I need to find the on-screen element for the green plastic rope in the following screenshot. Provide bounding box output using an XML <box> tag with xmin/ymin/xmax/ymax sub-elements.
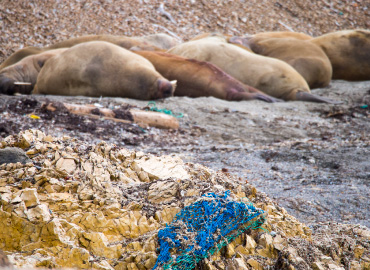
<box><xmin>147</xmin><ymin>101</ymin><xmax>184</xmax><ymax>118</ymax></box>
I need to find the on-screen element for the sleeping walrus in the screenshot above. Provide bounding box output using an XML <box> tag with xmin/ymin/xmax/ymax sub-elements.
<box><xmin>168</xmin><ymin>36</ymin><xmax>337</xmax><ymax>103</ymax></box>
<box><xmin>0</xmin><ymin>49</ymin><xmax>67</xmax><ymax>95</ymax></box>
<box><xmin>33</xmin><ymin>41</ymin><xmax>176</xmax><ymax>99</ymax></box>
<box><xmin>229</xmin><ymin>36</ymin><xmax>332</xmax><ymax>88</ymax></box>
<box><xmin>0</xmin><ymin>34</ymin><xmax>164</xmax><ymax>70</ymax></box>
<box><xmin>310</xmin><ymin>29</ymin><xmax>370</xmax><ymax>81</ymax></box>
<box><xmin>134</xmin><ymin>50</ymin><xmax>280</xmax><ymax>102</ymax></box>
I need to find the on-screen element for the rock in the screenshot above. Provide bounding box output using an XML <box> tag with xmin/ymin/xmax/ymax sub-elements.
<box><xmin>136</xmin><ymin>155</ymin><xmax>189</xmax><ymax>179</ymax></box>
<box><xmin>327</xmin><ymin>263</ymin><xmax>345</xmax><ymax>270</ymax></box>
<box><xmin>233</xmin><ymin>258</ymin><xmax>249</xmax><ymax>270</ymax></box>
<box><xmin>0</xmin><ymin>147</ymin><xmax>31</xmax><ymax>165</ymax></box>
<box><xmin>56</xmin><ymin>247</ymin><xmax>90</xmax><ymax>268</ymax></box>
<box><xmin>27</xmin><ymin>204</ymin><xmax>51</xmax><ymax>222</ymax></box>
<box><xmin>13</xmin><ymin>201</ymin><xmax>28</xmax><ymax>219</ymax></box>
<box><xmin>354</xmin><ymin>245</ymin><xmax>364</xmax><ymax>259</ymax></box>
<box><xmin>257</xmin><ymin>233</ymin><xmax>277</xmax><ymax>258</ymax></box>
<box><xmin>0</xmin><ymin>249</ymin><xmax>12</xmax><ymax>267</ymax></box>
<box><xmin>148</xmin><ymin>180</ymin><xmax>178</xmax><ymax>203</ymax></box>
<box><xmin>17</xmin><ymin>131</ymin><xmax>34</xmax><ymax>149</ymax></box>
<box><xmin>226</xmin><ymin>243</ymin><xmax>235</xmax><ymax>258</ymax></box>
<box><xmin>272</xmin><ymin>234</ymin><xmax>286</xmax><ymax>251</ymax></box>
<box><xmin>312</xmin><ymin>261</ymin><xmax>326</xmax><ymax>270</ymax></box>
<box><xmin>80</xmin><ymin>232</ymin><xmax>123</xmax><ymax>259</ymax></box>
<box><xmin>56</xmin><ymin>158</ymin><xmax>76</xmax><ymax>174</ymax></box>
<box><xmin>155</xmin><ymin>206</ymin><xmax>181</xmax><ymax>224</ymax></box>
<box><xmin>20</xmin><ymin>188</ymin><xmax>40</xmax><ymax>208</ymax></box>
<box><xmin>349</xmin><ymin>261</ymin><xmax>362</xmax><ymax>270</ymax></box>
<box><xmin>247</xmin><ymin>258</ymin><xmax>263</xmax><ymax>270</ymax></box>
<box><xmin>93</xmin><ymin>260</ymin><xmax>115</xmax><ymax>270</ymax></box>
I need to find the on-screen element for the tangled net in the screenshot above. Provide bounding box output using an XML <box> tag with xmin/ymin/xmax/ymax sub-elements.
<box><xmin>153</xmin><ymin>191</ymin><xmax>266</xmax><ymax>270</ymax></box>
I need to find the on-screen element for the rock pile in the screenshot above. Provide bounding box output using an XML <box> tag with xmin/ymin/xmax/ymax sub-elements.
<box><xmin>0</xmin><ymin>130</ymin><xmax>369</xmax><ymax>269</ymax></box>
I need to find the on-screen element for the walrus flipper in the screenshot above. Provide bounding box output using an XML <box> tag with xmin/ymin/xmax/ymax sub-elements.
<box><xmin>253</xmin><ymin>93</ymin><xmax>283</xmax><ymax>103</ymax></box>
<box><xmin>295</xmin><ymin>92</ymin><xmax>342</xmax><ymax>104</ymax></box>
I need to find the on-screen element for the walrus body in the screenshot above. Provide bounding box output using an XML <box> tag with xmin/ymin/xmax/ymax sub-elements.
<box><xmin>0</xmin><ymin>46</ymin><xmax>45</xmax><ymax>70</ymax></box>
<box><xmin>235</xmin><ymin>36</ymin><xmax>332</xmax><ymax>88</ymax></box>
<box><xmin>0</xmin><ymin>35</ymin><xmax>162</xmax><ymax>70</ymax></box>
<box><xmin>168</xmin><ymin>37</ymin><xmax>313</xmax><ymax>101</ymax></box>
<box><xmin>46</xmin><ymin>34</ymin><xmax>161</xmax><ymax>51</ymax></box>
<box><xmin>133</xmin><ymin>33</ymin><xmax>181</xmax><ymax>50</ymax></box>
<box><xmin>33</xmin><ymin>41</ymin><xmax>175</xmax><ymax>99</ymax></box>
<box><xmin>311</xmin><ymin>29</ymin><xmax>370</xmax><ymax>81</ymax></box>
<box><xmin>250</xmin><ymin>31</ymin><xmax>312</xmax><ymax>40</ymax></box>
<box><xmin>135</xmin><ymin>51</ymin><xmax>280</xmax><ymax>102</ymax></box>
<box><xmin>0</xmin><ymin>49</ymin><xmax>67</xmax><ymax>95</ymax></box>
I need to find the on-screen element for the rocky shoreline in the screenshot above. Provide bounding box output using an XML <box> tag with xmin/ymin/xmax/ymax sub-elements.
<box><xmin>0</xmin><ymin>129</ymin><xmax>369</xmax><ymax>269</ymax></box>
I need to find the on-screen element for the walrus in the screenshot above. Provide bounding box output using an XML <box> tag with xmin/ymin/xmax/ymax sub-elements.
<box><xmin>310</xmin><ymin>29</ymin><xmax>370</xmax><ymax>81</ymax></box>
<box><xmin>0</xmin><ymin>34</ymin><xmax>162</xmax><ymax>70</ymax></box>
<box><xmin>33</xmin><ymin>41</ymin><xmax>176</xmax><ymax>100</ymax></box>
<box><xmin>134</xmin><ymin>50</ymin><xmax>280</xmax><ymax>102</ymax></box>
<box><xmin>0</xmin><ymin>46</ymin><xmax>45</xmax><ymax>71</ymax></box>
<box><xmin>229</xmin><ymin>36</ymin><xmax>332</xmax><ymax>88</ymax></box>
<box><xmin>190</xmin><ymin>32</ymin><xmax>254</xmax><ymax>52</ymax></box>
<box><xmin>133</xmin><ymin>33</ymin><xmax>181</xmax><ymax>50</ymax></box>
<box><xmin>168</xmin><ymin>36</ymin><xmax>337</xmax><ymax>103</ymax></box>
<box><xmin>0</xmin><ymin>48</ymin><xmax>67</xmax><ymax>95</ymax></box>
<box><xmin>249</xmin><ymin>31</ymin><xmax>312</xmax><ymax>40</ymax></box>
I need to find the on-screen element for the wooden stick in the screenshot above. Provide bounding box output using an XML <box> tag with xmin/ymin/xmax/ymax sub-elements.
<box><xmin>43</xmin><ymin>102</ymin><xmax>179</xmax><ymax>129</ymax></box>
<box><xmin>157</xmin><ymin>3</ymin><xmax>177</xmax><ymax>24</ymax></box>
<box><xmin>63</xmin><ymin>103</ymin><xmax>115</xmax><ymax>118</ymax></box>
<box><xmin>130</xmin><ymin>109</ymin><xmax>179</xmax><ymax>129</ymax></box>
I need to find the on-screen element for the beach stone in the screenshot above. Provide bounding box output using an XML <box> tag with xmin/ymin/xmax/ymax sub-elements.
<box><xmin>0</xmin><ymin>147</ymin><xmax>31</xmax><ymax>165</ymax></box>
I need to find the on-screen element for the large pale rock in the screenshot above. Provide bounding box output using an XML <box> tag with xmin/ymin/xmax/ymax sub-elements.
<box><xmin>135</xmin><ymin>155</ymin><xmax>189</xmax><ymax>179</ymax></box>
<box><xmin>27</xmin><ymin>204</ymin><xmax>51</xmax><ymax>222</ymax></box>
<box><xmin>148</xmin><ymin>181</ymin><xmax>178</xmax><ymax>203</ymax></box>
<box><xmin>21</xmin><ymin>188</ymin><xmax>40</xmax><ymax>208</ymax></box>
<box><xmin>56</xmin><ymin>158</ymin><xmax>76</xmax><ymax>174</ymax></box>
<box><xmin>13</xmin><ymin>201</ymin><xmax>28</xmax><ymax>219</ymax></box>
<box><xmin>233</xmin><ymin>258</ymin><xmax>249</xmax><ymax>270</ymax></box>
<box><xmin>80</xmin><ymin>232</ymin><xmax>123</xmax><ymax>259</ymax></box>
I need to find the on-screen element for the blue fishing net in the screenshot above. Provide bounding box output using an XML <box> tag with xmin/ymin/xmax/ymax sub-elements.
<box><xmin>153</xmin><ymin>190</ymin><xmax>266</xmax><ymax>270</ymax></box>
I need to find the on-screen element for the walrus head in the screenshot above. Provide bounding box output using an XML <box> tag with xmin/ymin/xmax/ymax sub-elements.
<box><xmin>0</xmin><ymin>74</ymin><xmax>33</xmax><ymax>95</ymax></box>
<box><xmin>153</xmin><ymin>79</ymin><xmax>176</xmax><ymax>99</ymax></box>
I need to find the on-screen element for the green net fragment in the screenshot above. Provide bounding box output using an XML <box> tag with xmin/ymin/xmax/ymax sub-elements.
<box><xmin>147</xmin><ymin>101</ymin><xmax>184</xmax><ymax>118</ymax></box>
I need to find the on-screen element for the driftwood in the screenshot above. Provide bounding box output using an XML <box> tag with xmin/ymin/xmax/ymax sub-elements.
<box><xmin>44</xmin><ymin>102</ymin><xmax>179</xmax><ymax>129</ymax></box>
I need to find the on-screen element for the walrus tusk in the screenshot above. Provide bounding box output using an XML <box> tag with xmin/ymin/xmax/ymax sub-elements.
<box><xmin>170</xmin><ymin>80</ymin><xmax>177</xmax><ymax>89</ymax></box>
<box><xmin>13</xmin><ymin>81</ymin><xmax>32</xmax><ymax>85</ymax></box>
